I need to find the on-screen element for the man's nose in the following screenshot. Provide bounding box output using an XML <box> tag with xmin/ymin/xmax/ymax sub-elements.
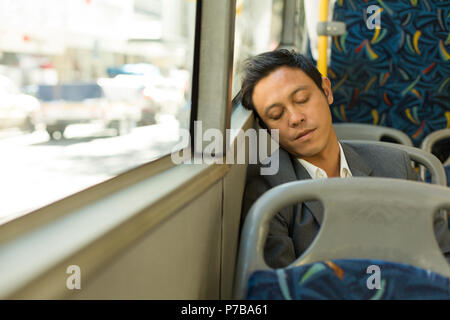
<box><xmin>288</xmin><ymin>110</ymin><xmax>305</xmax><ymax>127</ymax></box>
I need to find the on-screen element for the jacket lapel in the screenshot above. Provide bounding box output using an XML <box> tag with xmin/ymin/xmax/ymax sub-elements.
<box><xmin>340</xmin><ymin>142</ymin><xmax>373</xmax><ymax>177</ymax></box>
<box><xmin>288</xmin><ymin>152</ymin><xmax>325</xmax><ymax>225</ymax></box>
<box><xmin>285</xmin><ymin>142</ymin><xmax>374</xmax><ymax>225</ymax></box>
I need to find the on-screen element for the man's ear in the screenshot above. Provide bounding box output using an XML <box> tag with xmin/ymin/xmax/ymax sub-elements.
<box><xmin>321</xmin><ymin>77</ymin><xmax>334</xmax><ymax>105</ymax></box>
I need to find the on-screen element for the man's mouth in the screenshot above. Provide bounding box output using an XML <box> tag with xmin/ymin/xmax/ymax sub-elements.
<box><xmin>293</xmin><ymin>128</ymin><xmax>315</xmax><ymax>141</ymax></box>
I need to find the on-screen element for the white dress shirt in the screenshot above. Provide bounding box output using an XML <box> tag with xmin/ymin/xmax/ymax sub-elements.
<box><xmin>298</xmin><ymin>142</ymin><xmax>352</xmax><ymax>179</ymax></box>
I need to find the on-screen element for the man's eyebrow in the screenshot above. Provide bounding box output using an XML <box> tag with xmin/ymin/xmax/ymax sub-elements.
<box><xmin>289</xmin><ymin>85</ymin><xmax>309</xmax><ymax>98</ymax></box>
<box><xmin>264</xmin><ymin>85</ymin><xmax>309</xmax><ymax>116</ymax></box>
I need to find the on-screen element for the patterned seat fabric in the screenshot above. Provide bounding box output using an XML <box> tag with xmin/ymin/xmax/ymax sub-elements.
<box><xmin>328</xmin><ymin>0</ymin><xmax>450</xmax><ymax>147</ymax></box>
<box><xmin>246</xmin><ymin>259</ymin><xmax>450</xmax><ymax>300</ymax></box>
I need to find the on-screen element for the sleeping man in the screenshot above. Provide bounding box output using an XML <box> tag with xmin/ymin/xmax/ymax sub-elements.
<box><xmin>240</xmin><ymin>49</ymin><xmax>450</xmax><ymax>268</ymax></box>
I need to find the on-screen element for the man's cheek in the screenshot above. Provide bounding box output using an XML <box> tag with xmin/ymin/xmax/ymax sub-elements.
<box><xmin>279</xmin><ymin>137</ymin><xmax>291</xmax><ymax>150</ymax></box>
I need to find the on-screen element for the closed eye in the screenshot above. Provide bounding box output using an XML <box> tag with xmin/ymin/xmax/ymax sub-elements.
<box><xmin>294</xmin><ymin>98</ymin><xmax>309</xmax><ymax>104</ymax></box>
<box><xmin>270</xmin><ymin>110</ymin><xmax>284</xmax><ymax>120</ymax></box>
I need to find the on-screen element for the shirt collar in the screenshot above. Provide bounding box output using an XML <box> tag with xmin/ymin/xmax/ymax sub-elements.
<box><xmin>298</xmin><ymin>142</ymin><xmax>352</xmax><ymax>179</ymax></box>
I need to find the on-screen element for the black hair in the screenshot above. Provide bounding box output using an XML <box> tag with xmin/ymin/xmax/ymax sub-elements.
<box><xmin>238</xmin><ymin>49</ymin><xmax>326</xmax><ymax>128</ymax></box>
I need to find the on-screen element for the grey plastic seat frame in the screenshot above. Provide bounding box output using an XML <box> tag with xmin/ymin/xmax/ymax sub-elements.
<box><xmin>334</xmin><ymin>123</ymin><xmax>413</xmax><ymax>146</ymax></box>
<box><xmin>421</xmin><ymin>128</ymin><xmax>450</xmax><ymax>154</ymax></box>
<box><xmin>342</xmin><ymin>140</ymin><xmax>447</xmax><ymax>186</ymax></box>
<box><xmin>420</xmin><ymin>128</ymin><xmax>450</xmax><ymax>180</ymax></box>
<box><xmin>233</xmin><ymin>178</ymin><xmax>450</xmax><ymax>300</ymax></box>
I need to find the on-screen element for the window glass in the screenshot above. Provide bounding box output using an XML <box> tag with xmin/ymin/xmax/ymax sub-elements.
<box><xmin>232</xmin><ymin>0</ymin><xmax>284</xmax><ymax>99</ymax></box>
<box><xmin>304</xmin><ymin>0</ymin><xmax>337</xmax><ymax>62</ymax></box>
<box><xmin>0</xmin><ymin>0</ymin><xmax>196</xmax><ymax>223</ymax></box>
<box><xmin>296</xmin><ymin>0</ymin><xmax>308</xmax><ymax>55</ymax></box>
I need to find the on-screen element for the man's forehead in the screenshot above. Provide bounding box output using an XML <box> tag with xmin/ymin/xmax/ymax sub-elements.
<box><xmin>255</xmin><ymin>79</ymin><xmax>310</xmax><ymax>103</ymax></box>
<box><xmin>267</xmin><ymin>65</ymin><xmax>310</xmax><ymax>79</ymax></box>
<box><xmin>251</xmin><ymin>66</ymin><xmax>318</xmax><ymax>109</ymax></box>
<box><xmin>255</xmin><ymin>68</ymin><xmax>312</xmax><ymax>93</ymax></box>
<box><xmin>290</xmin><ymin>85</ymin><xmax>310</xmax><ymax>94</ymax></box>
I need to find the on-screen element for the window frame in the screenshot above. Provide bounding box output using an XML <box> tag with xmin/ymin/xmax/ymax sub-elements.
<box><xmin>0</xmin><ymin>0</ymin><xmax>241</xmax><ymax>299</ymax></box>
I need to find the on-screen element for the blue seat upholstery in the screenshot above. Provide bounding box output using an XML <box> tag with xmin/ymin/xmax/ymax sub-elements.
<box><xmin>328</xmin><ymin>0</ymin><xmax>450</xmax><ymax>147</ymax></box>
<box><xmin>246</xmin><ymin>259</ymin><xmax>450</xmax><ymax>300</ymax></box>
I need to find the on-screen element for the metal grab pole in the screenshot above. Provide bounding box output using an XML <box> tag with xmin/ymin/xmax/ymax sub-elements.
<box><xmin>318</xmin><ymin>0</ymin><xmax>329</xmax><ymax>76</ymax></box>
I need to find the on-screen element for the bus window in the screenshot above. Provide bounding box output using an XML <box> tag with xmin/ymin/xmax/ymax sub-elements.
<box><xmin>232</xmin><ymin>0</ymin><xmax>284</xmax><ymax>100</ymax></box>
<box><xmin>0</xmin><ymin>0</ymin><xmax>196</xmax><ymax>223</ymax></box>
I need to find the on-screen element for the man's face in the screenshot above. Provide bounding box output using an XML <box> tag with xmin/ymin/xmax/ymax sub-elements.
<box><xmin>252</xmin><ymin>66</ymin><xmax>335</xmax><ymax>159</ymax></box>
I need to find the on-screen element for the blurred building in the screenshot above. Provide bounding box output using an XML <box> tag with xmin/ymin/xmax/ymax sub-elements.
<box><xmin>0</xmin><ymin>0</ymin><xmax>194</xmax><ymax>86</ymax></box>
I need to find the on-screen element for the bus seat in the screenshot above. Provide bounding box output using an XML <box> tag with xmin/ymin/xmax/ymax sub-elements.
<box><xmin>334</xmin><ymin>123</ymin><xmax>413</xmax><ymax>146</ymax></box>
<box><xmin>245</xmin><ymin>258</ymin><xmax>450</xmax><ymax>299</ymax></box>
<box><xmin>328</xmin><ymin>0</ymin><xmax>450</xmax><ymax>148</ymax></box>
<box><xmin>233</xmin><ymin>178</ymin><xmax>450</xmax><ymax>299</ymax></box>
<box><xmin>342</xmin><ymin>140</ymin><xmax>447</xmax><ymax>186</ymax></box>
<box><xmin>421</xmin><ymin>128</ymin><xmax>450</xmax><ymax>186</ymax></box>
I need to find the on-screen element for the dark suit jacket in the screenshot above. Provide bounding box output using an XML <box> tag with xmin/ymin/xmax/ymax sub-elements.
<box><xmin>241</xmin><ymin>142</ymin><xmax>450</xmax><ymax>268</ymax></box>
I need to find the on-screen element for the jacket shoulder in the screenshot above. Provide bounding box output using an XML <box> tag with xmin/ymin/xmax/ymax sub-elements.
<box><xmin>344</xmin><ymin>142</ymin><xmax>413</xmax><ymax>179</ymax></box>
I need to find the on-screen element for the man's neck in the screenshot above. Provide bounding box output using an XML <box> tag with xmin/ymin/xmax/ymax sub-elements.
<box><xmin>300</xmin><ymin>139</ymin><xmax>341</xmax><ymax>177</ymax></box>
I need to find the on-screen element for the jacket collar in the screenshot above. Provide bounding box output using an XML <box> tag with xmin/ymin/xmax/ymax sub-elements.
<box><xmin>340</xmin><ymin>142</ymin><xmax>373</xmax><ymax>177</ymax></box>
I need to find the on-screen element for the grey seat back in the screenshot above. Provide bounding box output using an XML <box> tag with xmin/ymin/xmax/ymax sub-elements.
<box><xmin>420</xmin><ymin>128</ymin><xmax>450</xmax><ymax>180</ymax></box>
<box><xmin>343</xmin><ymin>140</ymin><xmax>447</xmax><ymax>186</ymax></box>
<box><xmin>334</xmin><ymin>123</ymin><xmax>413</xmax><ymax>146</ymax></box>
<box><xmin>233</xmin><ymin>178</ymin><xmax>450</xmax><ymax>300</ymax></box>
<box><xmin>421</xmin><ymin>129</ymin><xmax>450</xmax><ymax>154</ymax></box>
